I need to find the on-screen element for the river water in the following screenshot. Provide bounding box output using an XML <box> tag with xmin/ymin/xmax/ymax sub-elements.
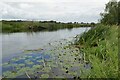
<box><xmin>1</xmin><ymin>27</ymin><xmax>91</xmax><ymax>78</ymax></box>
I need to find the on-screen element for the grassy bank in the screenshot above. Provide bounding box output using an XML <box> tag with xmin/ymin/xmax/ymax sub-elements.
<box><xmin>1</xmin><ymin>21</ymin><xmax>95</xmax><ymax>33</ymax></box>
<box><xmin>74</xmin><ymin>24</ymin><xmax>118</xmax><ymax>78</ymax></box>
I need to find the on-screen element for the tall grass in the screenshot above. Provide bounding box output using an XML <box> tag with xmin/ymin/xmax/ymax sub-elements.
<box><xmin>75</xmin><ymin>24</ymin><xmax>118</xmax><ymax>78</ymax></box>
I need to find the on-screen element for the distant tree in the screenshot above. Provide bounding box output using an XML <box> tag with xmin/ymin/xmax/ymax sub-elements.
<box><xmin>16</xmin><ymin>20</ymin><xmax>22</xmax><ymax>22</ymax></box>
<box><xmin>91</xmin><ymin>22</ymin><xmax>95</xmax><ymax>26</ymax></box>
<box><xmin>100</xmin><ymin>0</ymin><xmax>119</xmax><ymax>25</ymax></box>
<box><xmin>67</xmin><ymin>22</ymin><xmax>72</xmax><ymax>24</ymax></box>
<box><xmin>74</xmin><ymin>22</ymin><xmax>79</xmax><ymax>24</ymax></box>
<box><xmin>49</xmin><ymin>20</ymin><xmax>56</xmax><ymax>23</ymax></box>
<box><xmin>81</xmin><ymin>22</ymin><xmax>84</xmax><ymax>24</ymax></box>
<box><xmin>58</xmin><ymin>22</ymin><xmax>61</xmax><ymax>24</ymax></box>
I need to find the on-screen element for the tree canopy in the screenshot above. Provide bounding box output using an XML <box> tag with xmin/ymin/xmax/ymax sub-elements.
<box><xmin>100</xmin><ymin>0</ymin><xmax>119</xmax><ymax>25</ymax></box>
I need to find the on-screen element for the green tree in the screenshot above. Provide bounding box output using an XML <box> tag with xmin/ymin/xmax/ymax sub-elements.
<box><xmin>100</xmin><ymin>0</ymin><xmax>119</xmax><ymax>25</ymax></box>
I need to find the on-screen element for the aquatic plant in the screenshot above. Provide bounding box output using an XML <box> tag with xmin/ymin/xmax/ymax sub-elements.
<box><xmin>25</xmin><ymin>60</ymin><xmax>33</xmax><ymax>65</ymax></box>
<box><xmin>4</xmin><ymin>25</ymin><xmax>117</xmax><ymax>78</ymax></box>
<box><xmin>11</xmin><ymin>58</ymin><xmax>19</xmax><ymax>62</ymax></box>
<box><xmin>3</xmin><ymin>71</ymin><xmax>17</xmax><ymax>78</ymax></box>
<box><xmin>42</xmin><ymin>67</ymin><xmax>51</xmax><ymax>73</ymax></box>
<box><xmin>32</xmin><ymin>64</ymin><xmax>42</xmax><ymax>70</ymax></box>
<box><xmin>40</xmin><ymin>74</ymin><xmax>49</xmax><ymax>78</ymax></box>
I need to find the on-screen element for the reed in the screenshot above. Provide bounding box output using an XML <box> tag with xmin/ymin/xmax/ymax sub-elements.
<box><xmin>74</xmin><ymin>24</ymin><xmax>118</xmax><ymax>78</ymax></box>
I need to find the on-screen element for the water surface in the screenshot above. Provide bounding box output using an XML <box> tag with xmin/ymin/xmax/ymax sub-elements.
<box><xmin>2</xmin><ymin>27</ymin><xmax>90</xmax><ymax>61</ymax></box>
<box><xmin>1</xmin><ymin>27</ymin><xmax>91</xmax><ymax>78</ymax></box>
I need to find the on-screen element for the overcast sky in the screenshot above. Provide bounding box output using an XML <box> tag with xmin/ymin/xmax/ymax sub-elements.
<box><xmin>0</xmin><ymin>0</ymin><xmax>110</xmax><ymax>23</ymax></box>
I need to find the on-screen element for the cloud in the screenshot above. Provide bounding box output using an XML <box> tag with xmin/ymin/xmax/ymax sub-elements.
<box><xmin>1</xmin><ymin>2</ymin><xmax>40</xmax><ymax>20</ymax></box>
<box><xmin>0</xmin><ymin>0</ymin><xmax>109</xmax><ymax>22</ymax></box>
<box><xmin>1</xmin><ymin>0</ymin><xmax>109</xmax><ymax>3</ymax></box>
<box><xmin>19</xmin><ymin>3</ymin><xmax>33</xmax><ymax>9</ymax></box>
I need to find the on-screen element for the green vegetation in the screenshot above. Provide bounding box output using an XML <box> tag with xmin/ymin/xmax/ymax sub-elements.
<box><xmin>100</xmin><ymin>0</ymin><xmax>119</xmax><ymax>25</ymax></box>
<box><xmin>1</xmin><ymin>20</ymin><xmax>95</xmax><ymax>33</ymax></box>
<box><xmin>73</xmin><ymin>0</ymin><xmax>119</xmax><ymax>78</ymax></box>
<box><xmin>74</xmin><ymin>24</ymin><xmax>118</xmax><ymax>78</ymax></box>
<box><xmin>2</xmin><ymin>0</ymin><xmax>119</xmax><ymax>79</ymax></box>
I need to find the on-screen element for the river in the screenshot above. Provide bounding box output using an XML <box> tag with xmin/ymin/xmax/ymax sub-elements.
<box><xmin>1</xmin><ymin>27</ymin><xmax>91</xmax><ymax>78</ymax></box>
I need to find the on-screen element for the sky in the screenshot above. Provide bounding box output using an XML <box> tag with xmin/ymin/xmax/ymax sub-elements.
<box><xmin>0</xmin><ymin>0</ymin><xmax>110</xmax><ymax>23</ymax></box>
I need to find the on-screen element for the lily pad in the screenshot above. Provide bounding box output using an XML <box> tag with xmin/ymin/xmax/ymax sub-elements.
<box><xmin>42</xmin><ymin>67</ymin><xmax>51</xmax><ymax>72</ymax></box>
<box><xmin>32</xmin><ymin>65</ymin><xmax>42</xmax><ymax>70</ymax></box>
<box><xmin>41</xmin><ymin>74</ymin><xmax>49</xmax><ymax>78</ymax></box>
<box><xmin>3</xmin><ymin>71</ymin><xmax>16</xmax><ymax>78</ymax></box>
<box><xmin>11</xmin><ymin>58</ymin><xmax>19</xmax><ymax>62</ymax></box>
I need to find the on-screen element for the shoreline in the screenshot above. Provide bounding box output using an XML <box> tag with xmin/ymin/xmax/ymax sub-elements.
<box><xmin>73</xmin><ymin>24</ymin><xmax>118</xmax><ymax>78</ymax></box>
<box><xmin>1</xmin><ymin>21</ymin><xmax>95</xmax><ymax>33</ymax></box>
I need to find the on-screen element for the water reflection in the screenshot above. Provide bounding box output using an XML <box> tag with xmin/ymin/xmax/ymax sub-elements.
<box><xmin>2</xmin><ymin>27</ymin><xmax>91</xmax><ymax>78</ymax></box>
<box><xmin>2</xmin><ymin>27</ymin><xmax>90</xmax><ymax>60</ymax></box>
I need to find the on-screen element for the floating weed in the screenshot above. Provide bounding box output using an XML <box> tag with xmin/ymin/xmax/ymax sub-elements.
<box><xmin>46</xmin><ymin>62</ymin><xmax>57</xmax><ymax>68</ymax></box>
<box><xmin>37</xmin><ymin>59</ymin><xmax>43</xmax><ymax>63</ymax></box>
<box><xmin>2</xmin><ymin>62</ymin><xmax>10</xmax><ymax>67</ymax></box>
<box><xmin>32</xmin><ymin>64</ymin><xmax>42</xmax><ymax>70</ymax></box>
<box><xmin>25</xmin><ymin>60</ymin><xmax>32</xmax><ymax>64</ymax></box>
<box><xmin>3</xmin><ymin>71</ymin><xmax>16</xmax><ymax>78</ymax></box>
<box><xmin>18</xmin><ymin>63</ymin><xmax>25</xmax><ymax>67</ymax></box>
<box><xmin>27</xmin><ymin>56</ymin><xmax>33</xmax><ymax>58</ymax></box>
<box><xmin>68</xmin><ymin>71</ymin><xmax>78</xmax><ymax>77</ymax></box>
<box><xmin>19</xmin><ymin>57</ymin><xmax>26</xmax><ymax>60</ymax></box>
<box><xmin>40</xmin><ymin>74</ymin><xmax>49</xmax><ymax>78</ymax></box>
<box><xmin>2</xmin><ymin>34</ymin><xmax>87</xmax><ymax>78</ymax></box>
<box><xmin>23</xmin><ymin>48</ymin><xmax>44</xmax><ymax>53</ymax></box>
<box><xmin>54</xmin><ymin>76</ymin><xmax>64</xmax><ymax>78</ymax></box>
<box><xmin>42</xmin><ymin>67</ymin><xmax>51</xmax><ymax>73</ymax></box>
<box><xmin>11</xmin><ymin>58</ymin><xmax>19</xmax><ymax>62</ymax></box>
<box><xmin>17</xmin><ymin>67</ymin><xmax>31</xmax><ymax>76</ymax></box>
<box><xmin>26</xmin><ymin>61</ymin><xmax>34</xmax><ymax>65</ymax></box>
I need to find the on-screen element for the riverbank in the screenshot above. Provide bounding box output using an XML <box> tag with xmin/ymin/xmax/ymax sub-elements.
<box><xmin>2</xmin><ymin>24</ymin><xmax>118</xmax><ymax>78</ymax></box>
<box><xmin>1</xmin><ymin>21</ymin><xmax>95</xmax><ymax>33</ymax></box>
<box><xmin>74</xmin><ymin>24</ymin><xmax>118</xmax><ymax>78</ymax></box>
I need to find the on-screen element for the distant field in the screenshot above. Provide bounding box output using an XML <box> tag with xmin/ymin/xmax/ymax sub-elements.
<box><xmin>1</xmin><ymin>21</ymin><xmax>95</xmax><ymax>33</ymax></box>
